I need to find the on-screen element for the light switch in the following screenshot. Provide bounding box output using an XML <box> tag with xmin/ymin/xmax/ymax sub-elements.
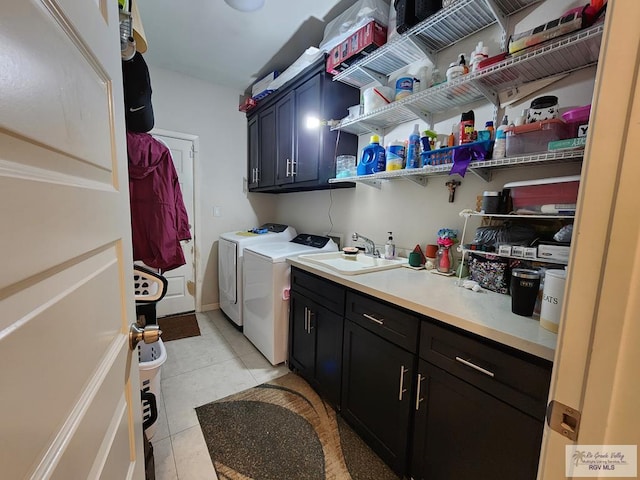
<box><xmin>213</xmin><ymin>206</ymin><xmax>222</xmax><ymax>217</ymax></box>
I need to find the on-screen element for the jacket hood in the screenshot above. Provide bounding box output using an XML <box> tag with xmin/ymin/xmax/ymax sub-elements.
<box><xmin>127</xmin><ymin>131</ymin><xmax>165</xmax><ymax>179</ymax></box>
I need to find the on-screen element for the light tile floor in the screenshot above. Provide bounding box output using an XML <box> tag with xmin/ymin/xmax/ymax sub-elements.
<box><xmin>151</xmin><ymin>310</ymin><xmax>289</xmax><ymax>480</ymax></box>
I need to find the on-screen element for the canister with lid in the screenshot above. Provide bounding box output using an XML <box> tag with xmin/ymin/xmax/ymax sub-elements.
<box><xmin>481</xmin><ymin>191</ymin><xmax>501</xmax><ymax>214</ymax></box>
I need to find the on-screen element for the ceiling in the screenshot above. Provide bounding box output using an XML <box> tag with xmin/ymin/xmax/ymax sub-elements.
<box><xmin>136</xmin><ymin>0</ymin><xmax>358</xmax><ymax>94</ymax></box>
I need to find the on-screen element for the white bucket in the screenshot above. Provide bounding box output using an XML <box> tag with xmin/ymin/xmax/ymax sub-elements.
<box><xmin>540</xmin><ymin>269</ymin><xmax>567</xmax><ymax>333</ymax></box>
<box><xmin>363</xmin><ymin>86</ymin><xmax>394</xmax><ymax>114</ymax></box>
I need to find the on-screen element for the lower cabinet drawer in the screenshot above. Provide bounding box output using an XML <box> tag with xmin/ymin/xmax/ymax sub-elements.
<box><xmin>420</xmin><ymin>321</ymin><xmax>552</xmax><ymax>420</ymax></box>
<box><xmin>291</xmin><ymin>267</ymin><xmax>345</xmax><ymax>314</ymax></box>
<box><xmin>345</xmin><ymin>291</ymin><xmax>419</xmax><ymax>353</ymax></box>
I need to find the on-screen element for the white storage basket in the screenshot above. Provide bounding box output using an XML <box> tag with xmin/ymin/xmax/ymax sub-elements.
<box><xmin>138</xmin><ymin>338</ymin><xmax>167</xmax><ymax>439</ymax></box>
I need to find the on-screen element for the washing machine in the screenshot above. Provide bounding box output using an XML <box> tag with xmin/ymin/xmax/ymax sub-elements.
<box><xmin>218</xmin><ymin>223</ymin><xmax>296</xmax><ymax>327</ymax></box>
<box><xmin>242</xmin><ymin>234</ymin><xmax>338</xmax><ymax>365</ymax></box>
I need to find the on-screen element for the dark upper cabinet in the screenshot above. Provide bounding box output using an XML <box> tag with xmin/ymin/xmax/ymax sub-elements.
<box><xmin>247</xmin><ymin>58</ymin><xmax>359</xmax><ymax>193</ymax></box>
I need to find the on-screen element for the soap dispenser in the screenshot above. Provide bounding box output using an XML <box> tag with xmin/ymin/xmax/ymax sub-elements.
<box><xmin>385</xmin><ymin>232</ymin><xmax>396</xmax><ymax>259</ymax></box>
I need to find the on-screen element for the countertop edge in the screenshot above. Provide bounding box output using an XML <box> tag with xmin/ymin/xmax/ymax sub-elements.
<box><xmin>288</xmin><ymin>257</ymin><xmax>557</xmax><ymax>362</ymax></box>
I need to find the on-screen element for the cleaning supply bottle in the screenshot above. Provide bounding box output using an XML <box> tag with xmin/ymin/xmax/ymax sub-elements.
<box><xmin>385</xmin><ymin>232</ymin><xmax>396</xmax><ymax>259</ymax></box>
<box><xmin>357</xmin><ymin>135</ymin><xmax>386</xmax><ymax>175</ymax></box>
<box><xmin>406</xmin><ymin>124</ymin><xmax>421</xmax><ymax>169</ymax></box>
<box><xmin>493</xmin><ymin>115</ymin><xmax>509</xmax><ymax>159</ymax></box>
<box><xmin>459</xmin><ymin>110</ymin><xmax>475</xmax><ymax>144</ymax></box>
<box><xmin>385</xmin><ymin>141</ymin><xmax>405</xmax><ymax>171</ymax></box>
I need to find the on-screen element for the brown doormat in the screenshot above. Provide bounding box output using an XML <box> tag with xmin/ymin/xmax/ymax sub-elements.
<box><xmin>157</xmin><ymin>313</ymin><xmax>201</xmax><ymax>342</ymax></box>
<box><xmin>195</xmin><ymin>373</ymin><xmax>400</xmax><ymax>480</ymax></box>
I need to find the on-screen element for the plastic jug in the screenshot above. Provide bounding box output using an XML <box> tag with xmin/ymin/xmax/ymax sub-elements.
<box><xmin>357</xmin><ymin>135</ymin><xmax>386</xmax><ymax>175</ymax></box>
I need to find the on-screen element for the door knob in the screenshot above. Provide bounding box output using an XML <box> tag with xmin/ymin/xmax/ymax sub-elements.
<box><xmin>129</xmin><ymin>323</ymin><xmax>162</xmax><ymax>350</ymax></box>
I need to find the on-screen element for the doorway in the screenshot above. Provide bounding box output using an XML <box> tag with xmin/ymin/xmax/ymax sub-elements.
<box><xmin>151</xmin><ymin>130</ymin><xmax>198</xmax><ymax>317</ymax></box>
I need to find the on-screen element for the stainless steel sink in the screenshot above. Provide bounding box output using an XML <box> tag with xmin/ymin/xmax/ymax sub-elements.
<box><xmin>297</xmin><ymin>251</ymin><xmax>406</xmax><ymax>275</ymax></box>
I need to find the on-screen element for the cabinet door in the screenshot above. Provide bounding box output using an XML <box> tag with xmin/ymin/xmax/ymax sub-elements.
<box><xmin>247</xmin><ymin>115</ymin><xmax>259</xmax><ymax>190</ymax></box>
<box><xmin>411</xmin><ymin>359</ymin><xmax>543</xmax><ymax>480</ymax></box>
<box><xmin>256</xmin><ymin>105</ymin><xmax>276</xmax><ymax>188</ymax></box>
<box><xmin>289</xmin><ymin>291</ymin><xmax>343</xmax><ymax>407</ymax></box>
<box><xmin>312</xmin><ymin>300</ymin><xmax>343</xmax><ymax>407</ymax></box>
<box><xmin>341</xmin><ymin>320</ymin><xmax>414</xmax><ymax>475</ymax></box>
<box><xmin>289</xmin><ymin>291</ymin><xmax>315</xmax><ymax>377</ymax></box>
<box><xmin>275</xmin><ymin>91</ymin><xmax>295</xmax><ymax>185</ymax></box>
<box><xmin>294</xmin><ymin>74</ymin><xmax>321</xmax><ymax>184</ymax></box>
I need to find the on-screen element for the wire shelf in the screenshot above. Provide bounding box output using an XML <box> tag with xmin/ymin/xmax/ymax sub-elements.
<box><xmin>328</xmin><ymin>149</ymin><xmax>584</xmax><ymax>184</ymax></box>
<box><xmin>333</xmin><ymin>0</ymin><xmax>543</xmax><ymax>87</ymax></box>
<box><xmin>332</xmin><ymin>24</ymin><xmax>603</xmax><ymax>136</ymax></box>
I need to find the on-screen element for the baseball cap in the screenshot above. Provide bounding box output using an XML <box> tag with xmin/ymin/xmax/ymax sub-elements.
<box><xmin>122</xmin><ymin>51</ymin><xmax>154</xmax><ymax>132</ymax></box>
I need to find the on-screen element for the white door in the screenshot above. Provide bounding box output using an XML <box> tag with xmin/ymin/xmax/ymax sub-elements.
<box><xmin>153</xmin><ymin>135</ymin><xmax>196</xmax><ymax>317</ymax></box>
<box><xmin>0</xmin><ymin>1</ymin><xmax>143</xmax><ymax>479</ymax></box>
<box><xmin>538</xmin><ymin>1</ymin><xmax>640</xmax><ymax>477</ymax></box>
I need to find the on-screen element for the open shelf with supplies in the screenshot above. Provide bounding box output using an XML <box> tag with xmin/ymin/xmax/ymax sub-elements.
<box><xmin>456</xmin><ymin>210</ymin><xmax>574</xmax><ymax>285</ymax></box>
<box><xmin>328</xmin><ymin>148</ymin><xmax>584</xmax><ymax>186</ymax></box>
<box><xmin>333</xmin><ymin>0</ymin><xmax>543</xmax><ymax>88</ymax></box>
<box><xmin>332</xmin><ymin>23</ymin><xmax>603</xmax><ymax>136</ymax></box>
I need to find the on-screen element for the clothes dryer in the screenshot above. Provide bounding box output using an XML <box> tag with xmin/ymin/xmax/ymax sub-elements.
<box><xmin>242</xmin><ymin>234</ymin><xmax>337</xmax><ymax>364</ymax></box>
<box><xmin>218</xmin><ymin>223</ymin><xmax>296</xmax><ymax>327</ymax></box>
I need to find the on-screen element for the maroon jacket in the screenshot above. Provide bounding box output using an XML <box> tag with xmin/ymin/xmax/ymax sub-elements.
<box><xmin>127</xmin><ymin>132</ymin><xmax>191</xmax><ymax>272</ymax></box>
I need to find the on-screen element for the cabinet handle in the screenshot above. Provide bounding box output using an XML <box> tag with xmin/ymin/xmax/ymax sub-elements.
<box><xmin>292</xmin><ymin>159</ymin><xmax>298</xmax><ymax>176</ymax></box>
<box><xmin>304</xmin><ymin>307</ymin><xmax>309</xmax><ymax>333</ymax></box>
<box><xmin>308</xmin><ymin>309</ymin><xmax>314</xmax><ymax>332</ymax></box>
<box><xmin>415</xmin><ymin>373</ymin><xmax>425</xmax><ymax>410</ymax></box>
<box><xmin>455</xmin><ymin>356</ymin><xmax>495</xmax><ymax>378</ymax></box>
<box><xmin>398</xmin><ymin>365</ymin><xmax>408</xmax><ymax>401</ymax></box>
<box><xmin>286</xmin><ymin>159</ymin><xmax>291</xmax><ymax>177</ymax></box>
<box><xmin>363</xmin><ymin>313</ymin><xmax>384</xmax><ymax>325</ymax></box>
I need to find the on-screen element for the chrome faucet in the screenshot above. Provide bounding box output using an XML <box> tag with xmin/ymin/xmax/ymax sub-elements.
<box><xmin>352</xmin><ymin>232</ymin><xmax>380</xmax><ymax>257</ymax></box>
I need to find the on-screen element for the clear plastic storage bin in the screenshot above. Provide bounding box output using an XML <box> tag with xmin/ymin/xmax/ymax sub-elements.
<box><xmin>505</xmin><ymin>119</ymin><xmax>570</xmax><ymax>156</ymax></box>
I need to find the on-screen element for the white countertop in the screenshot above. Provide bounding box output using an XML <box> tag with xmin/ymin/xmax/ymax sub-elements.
<box><xmin>287</xmin><ymin>257</ymin><xmax>557</xmax><ymax>362</ymax></box>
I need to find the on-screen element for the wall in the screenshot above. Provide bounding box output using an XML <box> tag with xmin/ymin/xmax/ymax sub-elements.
<box><xmin>274</xmin><ymin>0</ymin><xmax>595</xmax><ymax>257</ymax></box>
<box><xmin>148</xmin><ymin>66</ymin><xmax>276</xmax><ymax>309</ymax></box>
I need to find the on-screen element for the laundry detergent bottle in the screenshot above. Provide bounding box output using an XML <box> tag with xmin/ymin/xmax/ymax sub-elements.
<box><xmin>358</xmin><ymin>135</ymin><xmax>386</xmax><ymax>175</ymax></box>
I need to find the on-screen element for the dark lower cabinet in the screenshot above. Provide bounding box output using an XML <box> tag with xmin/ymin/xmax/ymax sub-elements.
<box><xmin>289</xmin><ymin>292</ymin><xmax>343</xmax><ymax>407</ymax></box>
<box><xmin>288</xmin><ymin>269</ymin><xmax>552</xmax><ymax>479</ymax></box>
<box><xmin>411</xmin><ymin>359</ymin><xmax>544</xmax><ymax>480</ymax></box>
<box><xmin>341</xmin><ymin>320</ymin><xmax>415</xmax><ymax>476</ymax></box>
<box><xmin>288</xmin><ymin>268</ymin><xmax>345</xmax><ymax>408</ymax></box>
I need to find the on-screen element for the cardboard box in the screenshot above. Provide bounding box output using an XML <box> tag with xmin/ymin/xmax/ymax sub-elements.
<box><xmin>251</xmin><ymin>71</ymin><xmax>279</xmax><ymax>98</ymax></box>
<box><xmin>537</xmin><ymin>243</ymin><xmax>570</xmax><ymax>262</ymax></box>
<box><xmin>326</xmin><ymin>21</ymin><xmax>387</xmax><ymax>75</ymax></box>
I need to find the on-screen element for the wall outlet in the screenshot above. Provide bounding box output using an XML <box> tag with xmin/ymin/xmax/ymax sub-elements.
<box><xmin>213</xmin><ymin>206</ymin><xmax>222</xmax><ymax>217</ymax></box>
<box><xmin>326</xmin><ymin>233</ymin><xmax>344</xmax><ymax>250</ymax></box>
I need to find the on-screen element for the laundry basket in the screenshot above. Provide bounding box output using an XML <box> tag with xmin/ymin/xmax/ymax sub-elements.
<box><xmin>138</xmin><ymin>337</ymin><xmax>167</xmax><ymax>439</ymax></box>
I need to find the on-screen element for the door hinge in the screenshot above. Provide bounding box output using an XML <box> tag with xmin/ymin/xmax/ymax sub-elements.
<box><xmin>546</xmin><ymin>400</ymin><xmax>581</xmax><ymax>441</ymax></box>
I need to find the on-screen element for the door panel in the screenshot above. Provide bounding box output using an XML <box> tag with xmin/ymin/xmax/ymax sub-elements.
<box><xmin>295</xmin><ymin>75</ymin><xmax>321</xmax><ymax>184</ymax></box>
<box><xmin>0</xmin><ymin>0</ymin><xmax>142</xmax><ymax>478</ymax></box>
<box><xmin>258</xmin><ymin>105</ymin><xmax>277</xmax><ymax>188</ymax></box>
<box><xmin>154</xmin><ymin>135</ymin><xmax>195</xmax><ymax>317</ymax></box>
<box><xmin>275</xmin><ymin>91</ymin><xmax>295</xmax><ymax>185</ymax></box>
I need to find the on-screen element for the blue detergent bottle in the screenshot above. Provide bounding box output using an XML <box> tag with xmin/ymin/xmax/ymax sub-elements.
<box><xmin>357</xmin><ymin>135</ymin><xmax>386</xmax><ymax>175</ymax></box>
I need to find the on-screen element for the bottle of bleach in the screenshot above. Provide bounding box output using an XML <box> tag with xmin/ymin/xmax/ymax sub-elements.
<box><xmin>357</xmin><ymin>135</ymin><xmax>386</xmax><ymax>175</ymax></box>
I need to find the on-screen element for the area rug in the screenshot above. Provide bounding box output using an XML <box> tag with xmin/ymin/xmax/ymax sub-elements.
<box><xmin>157</xmin><ymin>313</ymin><xmax>201</xmax><ymax>342</ymax></box>
<box><xmin>195</xmin><ymin>373</ymin><xmax>400</xmax><ymax>480</ymax></box>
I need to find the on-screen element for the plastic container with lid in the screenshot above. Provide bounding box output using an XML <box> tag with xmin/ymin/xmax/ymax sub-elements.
<box><xmin>562</xmin><ymin>104</ymin><xmax>591</xmax><ymax>138</ymax></box>
<box><xmin>505</xmin><ymin>119</ymin><xmax>570</xmax><ymax>156</ymax></box>
<box><xmin>504</xmin><ymin>175</ymin><xmax>580</xmax><ymax>211</ymax></box>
